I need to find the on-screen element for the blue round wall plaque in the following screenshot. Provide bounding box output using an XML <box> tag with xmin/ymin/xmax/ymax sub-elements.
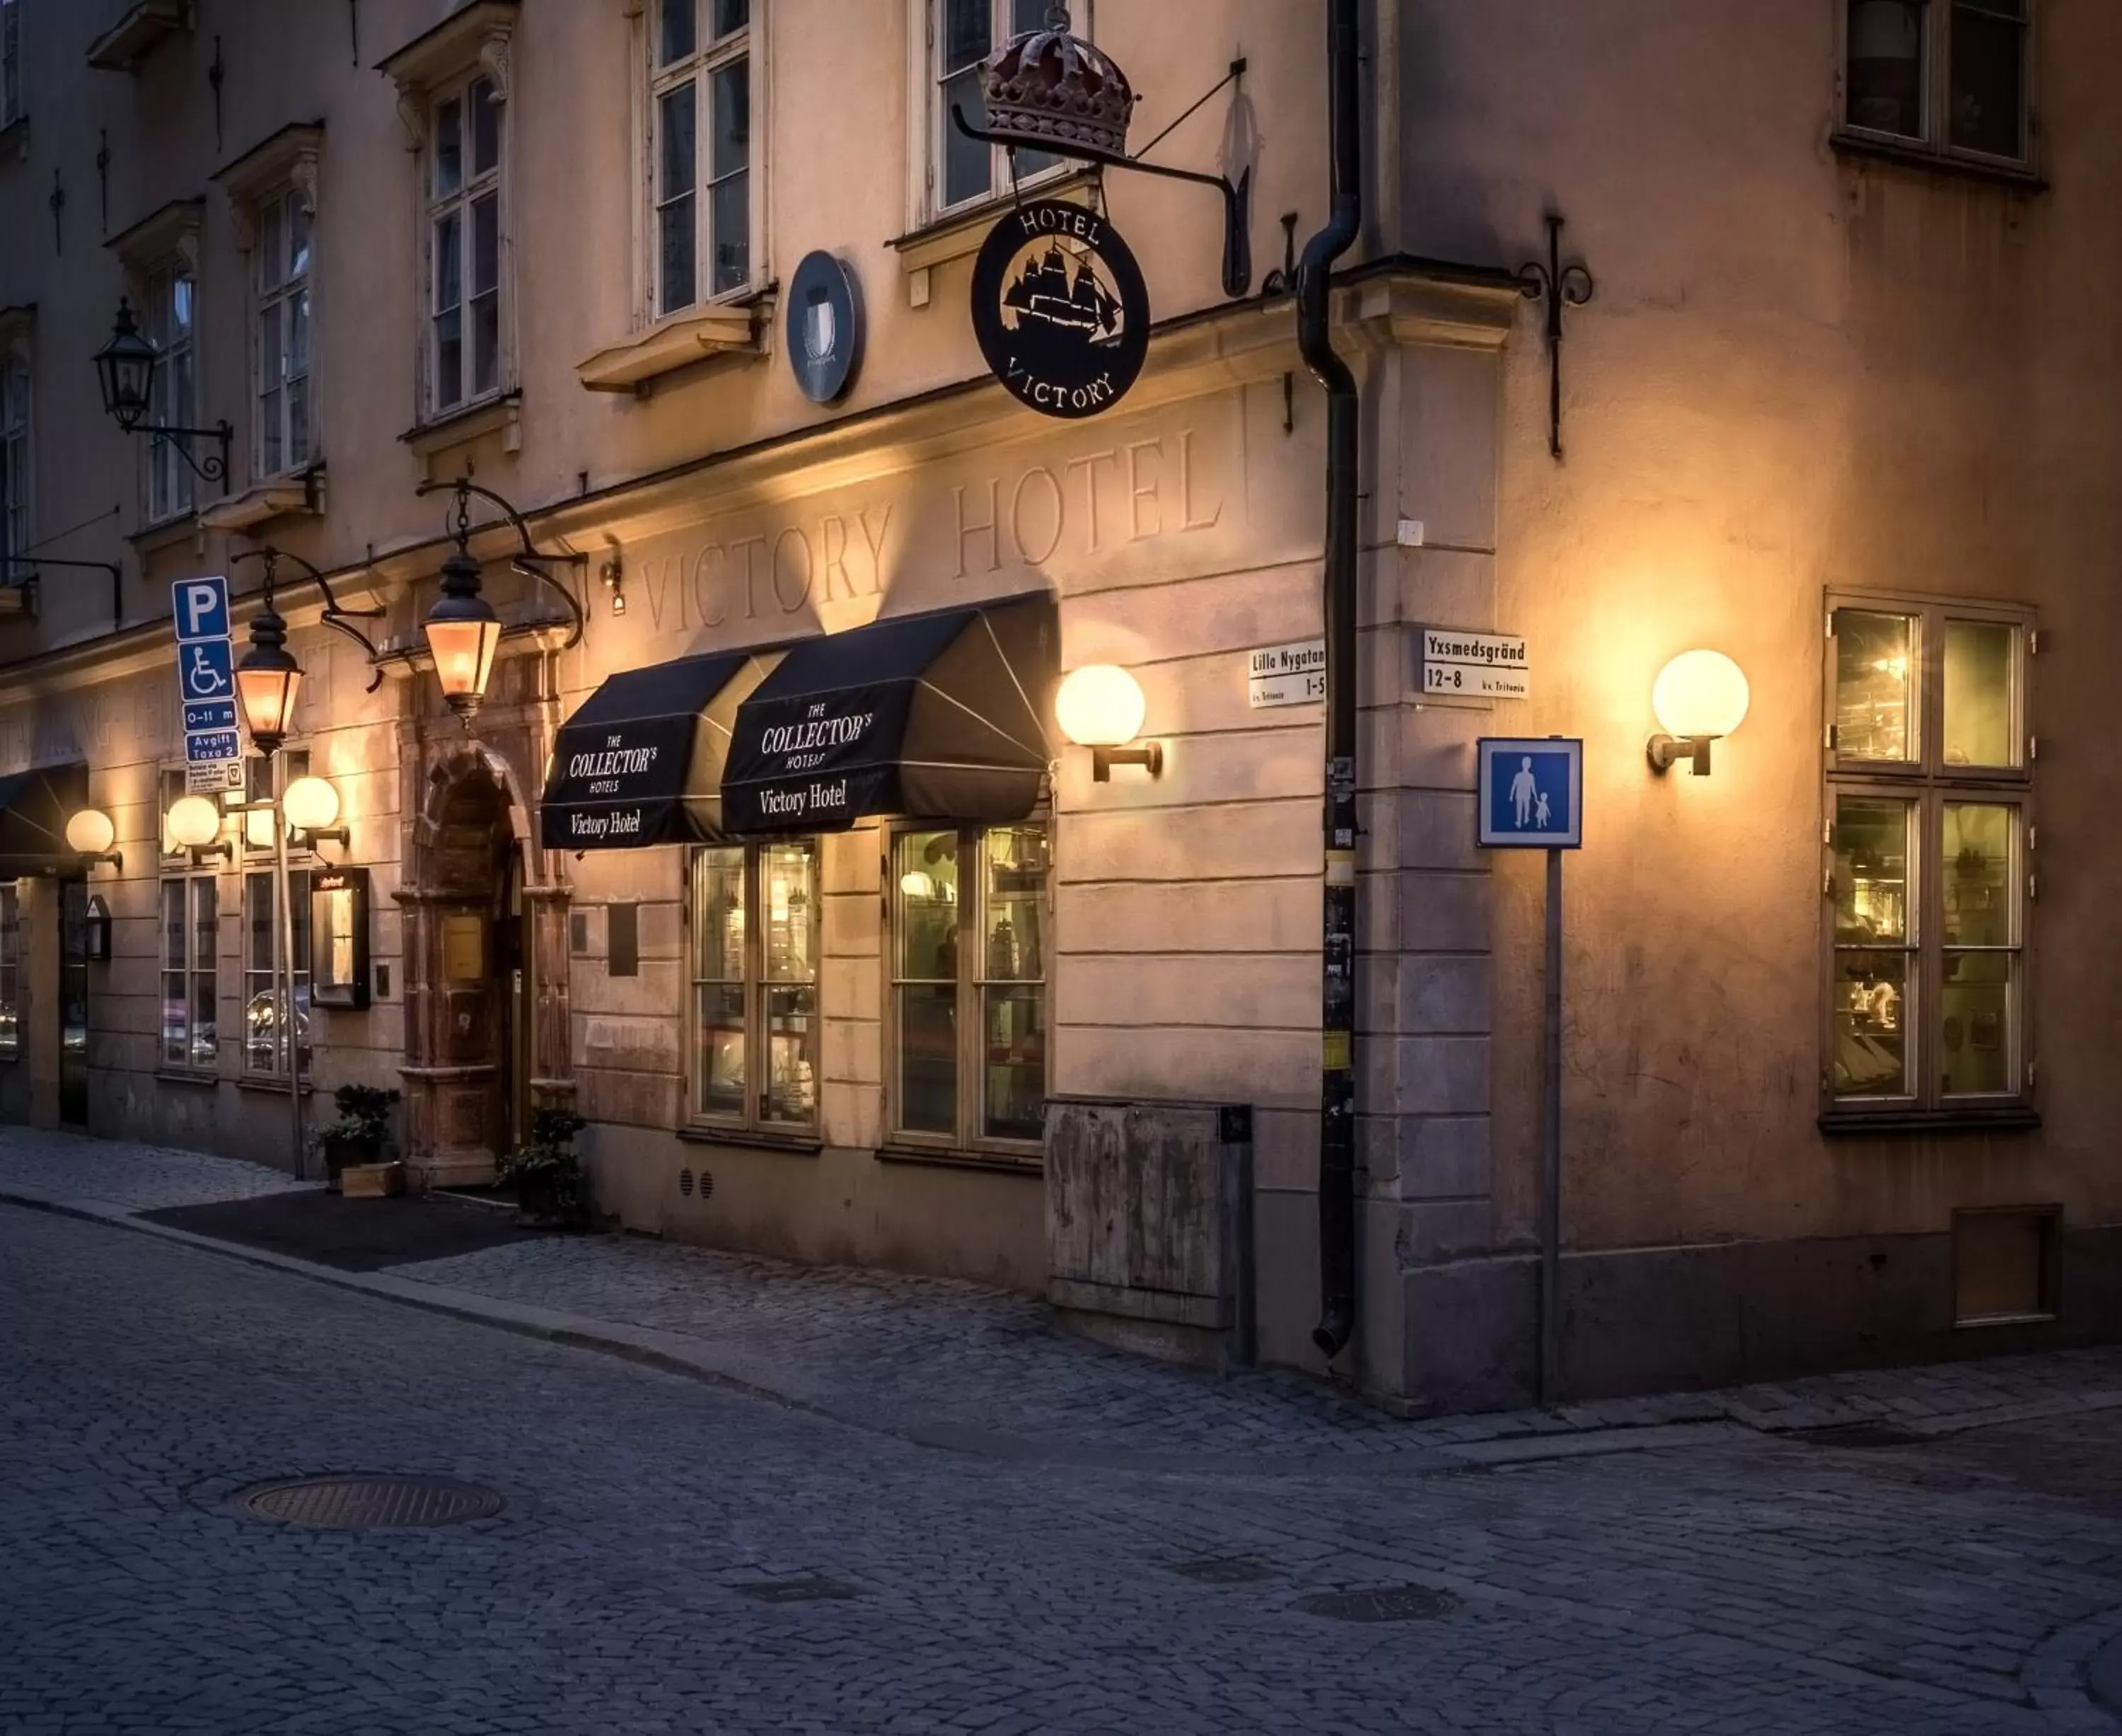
<box><xmin>787</xmin><ymin>251</ymin><xmax>864</xmax><ymax>405</ymax></box>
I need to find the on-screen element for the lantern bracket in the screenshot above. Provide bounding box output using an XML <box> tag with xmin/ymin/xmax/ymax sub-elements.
<box><xmin>230</xmin><ymin>545</ymin><xmax>390</xmax><ymax>694</ymax></box>
<box><xmin>951</xmin><ymin>56</ymin><xmax>1253</xmax><ymax>299</ymax></box>
<box><xmin>140</xmin><ymin>420</ymin><xmax>234</xmax><ymax>492</ymax></box>
<box><xmin>415</xmin><ymin>477</ymin><xmax>587</xmax><ymax>653</ymax></box>
<box><xmin>0</xmin><ymin>555</ymin><xmax>125</xmax><ymax>630</ymax></box>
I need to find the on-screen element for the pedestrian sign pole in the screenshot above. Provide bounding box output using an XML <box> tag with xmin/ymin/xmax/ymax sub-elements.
<box><xmin>1478</xmin><ymin>737</ymin><xmax>1583</xmax><ymax>1406</ymax></box>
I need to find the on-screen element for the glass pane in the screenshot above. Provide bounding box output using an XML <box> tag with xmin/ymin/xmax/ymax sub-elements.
<box><xmin>1832</xmin><ymin>951</ymin><xmax>1911</xmax><ymax>1098</ymax></box>
<box><xmin>696</xmin><ymin>983</ymin><xmax>746</xmax><ymax>1116</ymax></box>
<box><xmin>1012</xmin><ymin>141</ymin><xmax>1062</xmax><ymax>181</ymax></box>
<box><xmin>471</xmin><ymin>292</ymin><xmax>499</xmax><ymax>399</ymax></box>
<box><xmin>709</xmin><ymin>172</ymin><xmax>749</xmax><ymax>295</ymax></box>
<box><xmin>711</xmin><ymin>59</ymin><xmax>749</xmax><ymax>178</ymax></box>
<box><xmin>1833</xmin><ymin>609</ymin><xmax>1917</xmax><ymax>762</ymax></box>
<box><xmin>289</xmin><ymin>287</ymin><xmax>311</xmax><ymax>374</ymax></box>
<box><xmin>163</xmin><ymin>879</ymin><xmax>185</xmax><ymax>969</ymax></box>
<box><xmin>983</xmin><ymin>826</ymin><xmax>1046</xmax><ymax>980</ymax></box>
<box><xmin>659</xmin><ymin>83</ymin><xmax>697</xmax><ymax>197</ymax></box>
<box><xmin>433</xmin><ymin>95</ymin><xmax>463</xmax><ymax>195</ymax></box>
<box><xmin>944</xmin><ymin>0</ymin><xmax>990</xmax><ymax>69</ymax></box>
<box><xmin>984</xmin><ymin>985</ymin><xmax>1044</xmax><ymax>1140</ymax></box>
<box><xmin>659</xmin><ymin>0</ymin><xmax>696</xmax><ymax>64</ymax></box>
<box><xmin>190</xmin><ymin>966</ymin><xmax>217</xmax><ymax>1069</ymax></box>
<box><xmin>470</xmin><ymin>194</ymin><xmax>499</xmax><ymax>296</ymax></box>
<box><xmin>695</xmin><ymin>847</ymin><xmax>746</xmax><ymax>980</ymax></box>
<box><xmin>194</xmin><ymin>878</ymin><xmax>217</xmax><ymax>968</ymax></box>
<box><xmin>260</xmin><ymin>300</ymin><xmax>282</xmax><ymax>382</ymax></box>
<box><xmin>1943</xmin><ymin>620</ymin><xmax>2017</xmax><ymax>768</ymax></box>
<box><xmin>659</xmin><ymin>197</ymin><xmax>697</xmax><ymax>315</ymax></box>
<box><xmin>713</xmin><ymin>0</ymin><xmax>749</xmax><ymax>40</ymax></box>
<box><xmin>258</xmin><ymin>199</ymin><xmax>283</xmax><ymax>291</ymax></box>
<box><xmin>246</xmin><ymin>980</ymin><xmax>278</xmax><ymax>1072</ymax></box>
<box><xmin>288</xmin><ymin>374</ymin><xmax>310</xmax><ymax>469</ymax></box>
<box><xmin>163</xmin><ymin>973</ymin><xmax>186</xmax><ymax>1065</ymax></box>
<box><xmin>288</xmin><ymin>198</ymin><xmax>311</xmax><ymax>282</ymax></box>
<box><xmin>247</xmin><ymin>875</ymin><xmax>273</xmax><ymax>971</ymax></box>
<box><xmin>1010</xmin><ymin>0</ymin><xmax>1050</xmax><ymax>33</ymax></box>
<box><xmin>899</xmin><ymin>985</ymin><xmax>958</xmax><ymax>1135</ymax></box>
<box><xmin>1942</xmin><ymin>804</ymin><xmax>2014</xmax><ymax>947</ymax></box>
<box><xmin>942</xmin><ymin>67</ymin><xmax>990</xmax><ymax>207</ymax></box>
<box><xmin>1950</xmin><ymin>4</ymin><xmax>2025</xmax><ymax>158</ymax></box>
<box><xmin>1832</xmin><ymin>797</ymin><xmax>1913</xmax><ymax>944</ymax></box>
<box><xmin>761</xmin><ymin>843</ymin><xmax>815</xmax><ymax>982</ymax></box>
<box><xmin>763</xmin><ymin>984</ymin><xmax>817</xmax><ymax>1124</ymax></box>
<box><xmin>259</xmin><ymin>388</ymin><xmax>283</xmax><ymax>478</ymax></box>
<box><xmin>1847</xmin><ymin>0</ymin><xmax>1925</xmax><ymax>139</ymax></box>
<box><xmin>1941</xmin><ymin>953</ymin><xmax>2013</xmax><ymax>1096</ymax></box>
<box><xmin>434</xmin><ymin>212</ymin><xmax>463</xmax><ymax>313</ymax></box>
<box><xmin>898</xmin><ymin>831</ymin><xmax>960</xmax><ymax>978</ymax></box>
<box><xmin>470</xmin><ymin>78</ymin><xmax>499</xmax><ymax>175</ymax></box>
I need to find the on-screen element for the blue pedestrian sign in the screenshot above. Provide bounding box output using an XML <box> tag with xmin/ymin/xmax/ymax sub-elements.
<box><xmin>1478</xmin><ymin>737</ymin><xmax>1583</xmax><ymax>849</ymax></box>
<box><xmin>172</xmin><ymin>575</ymin><xmax>231</xmax><ymax>644</ymax></box>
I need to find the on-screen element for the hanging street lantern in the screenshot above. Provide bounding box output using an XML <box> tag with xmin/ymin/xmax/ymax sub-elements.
<box><xmin>424</xmin><ymin>541</ymin><xmax>504</xmax><ymax>722</ymax></box>
<box><xmin>234</xmin><ymin>588</ymin><xmax>303</xmax><ymax>758</ymax></box>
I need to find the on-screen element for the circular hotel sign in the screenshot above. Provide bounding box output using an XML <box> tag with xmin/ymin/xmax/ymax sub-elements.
<box><xmin>971</xmin><ymin>199</ymin><xmax>1149</xmax><ymax>420</ymax></box>
<box><xmin>787</xmin><ymin>251</ymin><xmax>864</xmax><ymax>405</ymax></box>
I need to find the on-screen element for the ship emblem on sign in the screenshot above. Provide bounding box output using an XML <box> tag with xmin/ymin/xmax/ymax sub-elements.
<box><xmin>972</xmin><ymin>199</ymin><xmax>1150</xmax><ymax>420</ymax></box>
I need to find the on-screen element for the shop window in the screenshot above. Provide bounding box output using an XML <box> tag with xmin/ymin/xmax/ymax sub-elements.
<box><xmin>1825</xmin><ymin>597</ymin><xmax>2032</xmax><ymax>1118</ymax></box>
<box><xmin>0</xmin><ymin>881</ymin><xmax>19</xmax><ymax>1059</ymax></box>
<box><xmin>427</xmin><ymin>74</ymin><xmax>505</xmax><ymax>415</ymax></box>
<box><xmin>252</xmin><ymin>187</ymin><xmax>313</xmax><ymax>479</ymax></box>
<box><xmin>1843</xmin><ymin>0</ymin><xmax>2031</xmax><ymax>168</ymax></box>
<box><xmin>688</xmin><ymin>838</ymin><xmax>818</xmax><ymax>1133</ymax></box>
<box><xmin>1</xmin><ymin>0</ymin><xmax>22</xmax><ymax>131</ymax></box>
<box><xmin>1</xmin><ymin>350</ymin><xmax>28</xmax><ymax>574</ymax></box>
<box><xmin>144</xmin><ymin>262</ymin><xmax>197</xmax><ymax>523</ymax></box>
<box><xmin>650</xmin><ymin>0</ymin><xmax>758</xmax><ymax>318</ymax></box>
<box><xmin>243</xmin><ymin>868</ymin><xmax>311</xmax><ymax>1078</ymax></box>
<box><xmin>890</xmin><ymin>822</ymin><xmax>1048</xmax><ymax>1151</ymax></box>
<box><xmin>923</xmin><ymin>0</ymin><xmax>1072</xmax><ymax>221</ymax></box>
<box><xmin>160</xmin><ymin>876</ymin><xmax>219</xmax><ymax>1072</ymax></box>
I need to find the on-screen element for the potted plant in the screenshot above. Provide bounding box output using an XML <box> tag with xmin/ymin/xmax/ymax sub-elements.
<box><xmin>312</xmin><ymin>1084</ymin><xmax>402</xmax><ymax>1191</ymax></box>
<box><xmin>498</xmin><ymin>1107</ymin><xmax>589</xmax><ymax>1228</ymax></box>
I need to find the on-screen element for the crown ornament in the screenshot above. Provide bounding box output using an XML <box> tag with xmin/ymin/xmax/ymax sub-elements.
<box><xmin>978</xmin><ymin>4</ymin><xmax>1136</xmax><ymax>161</ymax></box>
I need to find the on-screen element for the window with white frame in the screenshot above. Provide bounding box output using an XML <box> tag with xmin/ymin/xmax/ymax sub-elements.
<box><xmin>929</xmin><ymin>0</ymin><xmax>1067</xmax><ymax>219</ymax></box>
<box><xmin>1</xmin><ymin>0</ymin><xmax>23</xmax><ymax>129</ymax></box>
<box><xmin>243</xmin><ymin>867</ymin><xmax>311</xmax><ymax>1077</ymax></box>
<box><xmin>1</xmin><ymin>352</ymin><xmax>27</xmax><ymax>575</ymax></box>
<box><xmin>1844</xmin><ymin>0</ymin><xmax>2032</xmax><ymax>166</ymax></box>
<box><xmin>144</xmin><ymin>264</ymin><xmax>197</xmax><ymax>522</ymax></box>
<box><xmin>891</xmin><ymin>822</ymin><xmax>1048</xmax><ymax>1148</ymax></box>
<box><xmin>0</xmin><ymin>881</ymin><xmax>19</xmax><ymax>1059</ymax></box>
<box><xmin>161</xmin><ymin>876</ymin><xmax>219</xmax><ymax>1072</ymax></box>
<box><xmin>688</xmin><ymin>838</ymin><xmax>818</xmax><ymax>1131</ymax></box>
<box><xmin>650</xmin><ymin>0</ymin><xmax>755</xmax><ymax>317</ymax></box>
<box><xmin>1824</xmin><ymin>597</ymin><xmax>2033</xmax><ymax>1116</ymax></box>
<box><xmin>427</xmin><ymin>74</ymin><xmax>504</xmax><ymax>415</ymax></box>
<box><xmin>253</xmin><ymin>189</ymin><xmax>313</xmax><ymax>478</ymax></box>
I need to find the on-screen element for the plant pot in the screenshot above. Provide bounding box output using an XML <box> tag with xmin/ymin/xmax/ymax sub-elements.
<box><xmin>515</xmin><ymin>1169</ymin><xmax>566</xmax><ymax>1226</ymax></box>
<box><xmin>320</xmin><ymin>1134</ymin><xmax>378</xmax><ymax>1191</ymax></box>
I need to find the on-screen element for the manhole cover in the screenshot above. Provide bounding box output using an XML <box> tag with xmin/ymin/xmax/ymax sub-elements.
<box><xmin>1298</xmin><ymin>1585</ymin><xmax>1459</xmax><ymax>1624</ymax></box>
<box><xmin>1171</xmin><ymin>1556</ymin><xmax>1278</xmax><ymax>1585</ymax></box>
<box><xmin>735</xmin><ymin>1576</ymin><xmax>857</xmax><ymax>1604</ymax></box>
<box><xmin>236</xmin><ymin>1476</ymin><xmax>504</xmax><ymax>1530</ymax></box>
<box><xmin>1795</xmin><ymin>1423</ymin><xmax>1930</xmax><ymax>1449</ymax></box>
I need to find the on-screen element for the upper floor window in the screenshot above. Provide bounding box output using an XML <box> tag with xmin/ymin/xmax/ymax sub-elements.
<box><xmin>428</xmin><ymin>75</ymin><xmax>504</xmax><ymax>415</ymax></box>
<box><xmin>1</xmin><ymin>0</ymin><xmax>23</xmax><ymax>130</ymax></box>
<box><xmin>1824</xmin><ymin>597</ymin><xmax>2033</xmax><ymax>1118</ymax></box>
<box><xmin>928</xmin><ymin>0</ymin><xmax>1069</xmax><ymax>219</ymax></box>
<box><xmin>651</xmin><ymin>0</ymin><xmax>755</xmax><ymax>317</ymax></box>
<box><xmin>1845</xmin><ymin>0</ymin><xmax>2031</xmax><ymax>167</ymax></box>
<box><xmin>1</xmin><ymin>353</ymin><xmax>28</xmax><ymax>573</ymax></box>
<box><xmin>254</xmin><ymin>190</ymin><xmax>313</xmax><ymax>478</ymax></box>
<box><xmin>144</xmin><ymin>265</ymin><xmax>197</xmax><ymax>522</ymax></box>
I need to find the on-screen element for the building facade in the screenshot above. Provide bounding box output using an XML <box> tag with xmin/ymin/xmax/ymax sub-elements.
<box><xmin>0</xmin><ymin>0</ymin><xmax>2111</xmax><ymax>1412</ymax></box>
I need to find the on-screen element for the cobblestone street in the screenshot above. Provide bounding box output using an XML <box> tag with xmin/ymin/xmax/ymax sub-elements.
<box><xmin>6</xmin><ymin>1132</ymin><xmax>2122</xmax><ymax>1732</ymax></box>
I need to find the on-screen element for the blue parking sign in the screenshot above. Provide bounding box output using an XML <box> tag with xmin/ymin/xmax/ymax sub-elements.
<box><xmin>1478</xmin><ymin>738</ymin><xmax>1582</xmax><ymax>849</ymax></box>
<box><xmin>171</xmin><ymin>575</ymin><xmax>230</xmax><ymax>643</ymax></box>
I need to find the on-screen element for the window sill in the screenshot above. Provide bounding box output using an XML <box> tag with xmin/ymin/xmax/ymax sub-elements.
<box><xmin>156</xmin><ymin>1067</ymin><xmax>219</xmax><ymax>1087</ymax></box>
<box><xmin>874</xmin><ymin>1142</ymin><xmax>1042</xmax><ymax>1176</ymax></box>
<box><xmin>1819</xmin><ymin>1105</ymin><xmax>2041</xmax><ymax>1138</ymax></box>
<box><xmin>1956</xmin><ymin>1310</ymin><xmax>2058</xmax><ymax>1331</ymax></box>
<box><xmin>1830</xmin><ymin>130</ymin><xmax>2046</xmax><ymax>192</ymax></box>
<box><xmin>888</xmin><ymin>171</ymin><xmax>1096</xmax><ymax>307</ymax></box>
<box><xmin>129</xmin><ymin>512</ymin><xmax>203</xmax><ymax>558</ymax></box>
<box><xmin>676</xmin><ymin>1123</ymin><xmax>823</xmax><ymax>1157</ymax></box>
<box><xmin>86</xmin><ymin>0</ymin><xmax>190</xmax><ymax>73</ymax></box>
<box><xmin>400</xmin><ymin>390</ymin><xmax>522</xmax><ymax>477</ymax></box>
<box><xmin>237</xmin><ymin>1075</ymin><xmax>315</xmax><ymax>1096</ymax></box>
<box><xmin>197</xmin><ymin>467</ymin><xmax>326</xmax><ymax>533</ymax></box>
<box><xmin>576</xmin><ymin>304</ymin><xmax>762</xmax><ymax>394</ymax></box>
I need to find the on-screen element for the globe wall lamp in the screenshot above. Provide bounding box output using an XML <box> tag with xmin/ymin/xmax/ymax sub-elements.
<box><xmin>93</xmin><ymin>298</ymin><xmax>233</xmax><ymax>494</ymax></box>
<box><xmin>414</xmin><ymin>477</ymin><xmax>587</xmax><ymax>723</ymax></box>
<box><xmin>283</xmin><ymin>775</ymin><xmax>348</xmax><ymax>852</ymax></box>
<box><xmin>1057</xmin><ymin>664</ymin><xmax>1161</xmax><ymax>781</ymax></box>
<box><xmin>1647</xmin><ymin>649</ymin><xmax>1751</xmax><ymax>776</ymax></box>
<box><xmin>166</xmin><ymin>793</ymin><xmax>234</xmax><ymax>864</ymax></box>
<box><xmin>64</xmin><ymin>807</ymin><xmax>122</xmax><ymax>872</ymax></box>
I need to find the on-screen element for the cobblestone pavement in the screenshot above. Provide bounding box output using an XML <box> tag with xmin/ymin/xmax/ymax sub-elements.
<box><xmin>7</xmin><ymin>1202</ymin><xmax>2122</xmax><ymax>1735</ymax></box>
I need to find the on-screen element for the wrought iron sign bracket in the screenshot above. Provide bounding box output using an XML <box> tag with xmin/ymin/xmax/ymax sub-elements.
<box><xmin>953</xmin><ymin>56</ymin><xmax>1254</xmax><ymax>299</ymax></box>
<box><xmin>415</xmin><ymin>478</ymin><xmax>588</xmax><ymax>654</ymax></box>
<box><xmin>137</xmin><ymin>419</ymin><xmax>236</xmax><ymax>493</ymax></box>
<box><xmin>231</xmin><ymin>545</ymin><xmax>391</xmax><ymax>693</ymax></box>
<box><xmin>1517</xmin><ymin>212</ymin><xmax>1596</xmax><ymax>461</ymax></box>
<box><xmin>0</xmin><ymin>555</ymin><xmax>124</xmax><ymax>629</ymax></box>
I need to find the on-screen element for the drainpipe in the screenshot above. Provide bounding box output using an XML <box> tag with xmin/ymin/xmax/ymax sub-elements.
<box><xmin>1300</xmin><ymin>0</ymin><xmax>1363</xmax><ymax>1360</ymax></box>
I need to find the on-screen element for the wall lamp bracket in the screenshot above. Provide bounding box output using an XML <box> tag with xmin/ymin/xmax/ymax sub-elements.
<box><xmin>76</xmin><ymin>850</ymin><xmax>122</xmax><ymax>873</ymax></box>
<box><xmin>231</xmin><ymin>545</ymin><xmax>390</xmax><ymax>695</ymax></box>
<box><xmin>1091</xmin><ymin>742</ymin><xmax>1164</xmax><ymax>782</ymax></box>
<box><xmin>185</xmin><ymin>840</ymin><xmax>236</xmax><ymax>865</ymax></box>
<box><xmin>291</xmin><ymin>826</ymin><xmax>349</xmax><ymax>853</ymax></box>
<box><xmin>416</xmin><ymin>477</ymin><xmax>589</xmax><ymax>652</ymax></box>
<box><xmin>1647</xmin><ymin>734</ymin><xmax>1717</xmax><ymax>777</ymax></box>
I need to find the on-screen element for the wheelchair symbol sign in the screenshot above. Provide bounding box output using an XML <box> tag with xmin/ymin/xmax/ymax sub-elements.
<box><xmin>182</xmin><ymin>638</ymin><xmax>235</xmax><ymax>701</ymax></box>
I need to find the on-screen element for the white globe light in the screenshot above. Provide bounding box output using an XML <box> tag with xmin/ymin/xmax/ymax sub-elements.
<box><xmin>1055</xmin><ymin>664</ymin><xmax>1147</xmax><ymax>749</ymax></box>
<box><xmin>900</xmin><ymin>870</ymin><xmax>936</xmax><ymax>901</ymax></box>
<box><xmin>282</xmin><ymin>776</ymin><xmax>341</xmax><ymax>833</ymax></box>
<box><xmin>166</xmin><ymin>794</ymin><xmax>223</xmax><ymax>850</ymax></box>
<box><xmin>65</xmin><ymin>809</ymin><xmax>116</xmax><ymax>857</ymax></box>
<box><xmin>1652</xmin><ymin>650</ymin><xmax>1750</xmax><ymax>741</ymax></box>
<box><xmin>245</xmin><ymin>805</ymin><xmax>278</xmax><ymax>850</ymax></box>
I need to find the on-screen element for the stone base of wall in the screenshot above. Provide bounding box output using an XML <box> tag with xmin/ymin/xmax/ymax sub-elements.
<box><xmin>1399</xmin><ymin>1225</ymin><xmax>2122</xmax><ymax>1414</ymax></box>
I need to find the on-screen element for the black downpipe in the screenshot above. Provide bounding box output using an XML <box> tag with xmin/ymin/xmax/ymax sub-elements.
<box><xmin>1300</xmin><ymin>0</ymin><xmax>1363</xmax><ymax>1361</ymax></box>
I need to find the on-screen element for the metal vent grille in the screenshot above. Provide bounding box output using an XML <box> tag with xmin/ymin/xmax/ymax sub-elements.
<box><xmin>680</xmin><ymin>1168</ymin><xmax>695</xmax><ymax>1197</ymax></box>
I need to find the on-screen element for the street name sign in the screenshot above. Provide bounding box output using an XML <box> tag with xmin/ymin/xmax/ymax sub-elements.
<box><xmin>1420</xmin><ymin>627</ymin><xmax>1530</xmax><ymax>702</ymax></box>
<box><xmin>1247</xmin><ymin>638</ymin><xmax>1326</xmax><ymax>709</ymax></box>
<box><xmin>172</xmin><ymin>575</ymin><xmax>245</xmax><ymax>794</ymax></box>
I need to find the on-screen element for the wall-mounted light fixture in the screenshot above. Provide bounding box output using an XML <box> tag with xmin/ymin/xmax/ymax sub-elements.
<box><xmin>65</xmin><ymin>807</ymin><xmax>122</xmax><ymax>872</ymax></box>
<box><xmin>83</xmin><ymin>895</ymin><xmax>113</xmax><ymax>964</ymax></box>
<box><xmin>1647</xmin><ymin>649</ymin><xmax>1750</xmax><ymax>776</ymax></box>
<box><xmin>93</xmin><ymin>298</ymin><xmax>233</xmax><ymax>495</ymax></box>
<box><xmin>600</xmin><ymin>550</ymin><xmax>625</xmax><ymax>616</ymax></box>
<box><xmin>283</xmin><ymin>775</ymin><xmax>349</xmax><ymax>852</ymax></box>
<box><xmin>166</xmin><ymin>793</ymin><xmax>234</xmax><ymax>864</ymax></box>
<box><xmin>1056</xmin><ymin>664</ymin><xmax>1162</xmax><ymax>782</ymax></box>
